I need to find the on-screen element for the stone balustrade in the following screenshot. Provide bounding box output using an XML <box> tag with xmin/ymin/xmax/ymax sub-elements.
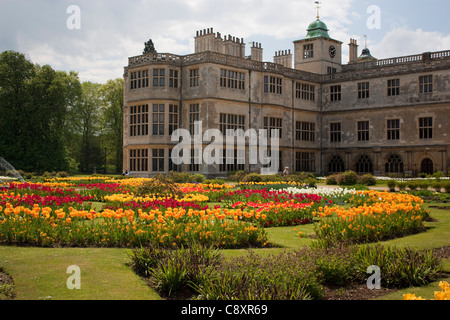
<box><xmin>127</xmin><ymin>49</ymin><xmax>450</xmax><ymax>84</ymax></box>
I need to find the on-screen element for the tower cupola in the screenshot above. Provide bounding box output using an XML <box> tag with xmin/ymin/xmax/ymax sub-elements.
<box><xmin>306</xmin><ymin>19</ymin><xmax>330</xmax><ymax>39</ymax></box>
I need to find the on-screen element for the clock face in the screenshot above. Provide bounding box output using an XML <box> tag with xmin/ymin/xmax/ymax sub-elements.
<box><xmin>329</xmin><ymin>45</ymin><xmax>336</xmax><ymax>58</ymax></box>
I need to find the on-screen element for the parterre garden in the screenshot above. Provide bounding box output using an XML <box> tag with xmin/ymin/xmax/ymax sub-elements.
<box><xmin>0</xmin><ymin>173</ymin><xmax>449</xmax><ymax>300</ymax></box>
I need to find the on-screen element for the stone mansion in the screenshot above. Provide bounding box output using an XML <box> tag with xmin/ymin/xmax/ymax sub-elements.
<box><xmin>123</xmin><ymin>17</ymin><xmax>450</xmax><ymax>178</ymax></box>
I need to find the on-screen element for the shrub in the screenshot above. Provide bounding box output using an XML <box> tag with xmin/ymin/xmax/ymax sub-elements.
<box><xmin>397</xmin><ymin>181</ymin><xmax>408</xmax><ymax>191</ymax></box>
<box><xmin>242</xmin><ymin>173</ymin><xmax>263</xmax><ymax>183</ymax></box>
<box><xmin>326</xmin><ymin>175</ymin><xmax>338</xmax><ymax>186</ymax></box>
<box><xmin>353</xmin><ymin>245</ymin><xmax>442</xmax><ymax>288</ymax></box>
<box><xmin>227</xmin><ymin>170</ymin><xmax>247</xmax><ymax>182</ymax></box>
<box><xmin>16</xmin><ymin>170</ymin><xmax>32</xmax><ymax>180</ymax></box>
<box><xmin>304</xmin><ymin>177</ymin><xmax>317</xmax><ymax>188</ymax></box>
<box><xmin>136</xmin><ymin>174</ymin><xmax>183</xmax><ymax>198</ymax></box>
<box><xmin>431</xmin><ymin>181</ymin><xmax>442</xmax><ymax>192</ymax></box>
<box><xmin>357</xmin><ymin>174</ymin><xmax>376</xmax><ymax>186</ymax></box>
<box><xmin>432</xmin><ymin>171</ymin><xmax>445</xmax><ymax>181</ymax></box>
<box><xmin>313</xmin><ymin>247</ymin><xmax>356</xmax><ymax>287</ymax></box>
<box><xmin>190</xmin><ymin>174</ymin><xmax>206</xmax><ymax>183</ymax></box>
<box><xmin>285</xmin><ymin>173</ymin><xmax>316</xmax><ymax>186</ymax></box>
<box><xmin>417</xmin><ymin>180</ymin><xmax>431</xmax><ymax>190</ymax></box>
<box><xmin>42</xmin><ymin>171</ymin><xmax>52</xmax><ymax>179</ymax></box>
<box><xmin>150</xmin><ymin>256</ymin><xmax>188</xmax><ymax>296</ymax></box>
<box><xmin>203</xmin><ymin>179</ymin><xmax>224</xmax><ymax>185</ymax></box>
<box><xmin>407</xmin><ymin>181</ymin><xmax>420</xmax><ymax>191</ymax></box>
<box><xmin>158</xmin><ymin>246</ymin><xmax>221</xmax><ymax>296</ymax></box>
<box><xmin>127</xmin><ymin>245</ymin><xmax>167</xmax><ymax>277</ymax></box>
<box><xmin>129</xmin><ymin>244</ymin><xmax>442</xmax><ymax>300</ymax></box>
<box><xmin>193</xmin><ymin>250</ymin><xmax>323</xmax><ymax>300</ymax></box>
<box><xmin>288</xmin><ymin>172</ymin><xmax>315</xmax><ymax>182</ymax></box>
<box><xmin>387</xmin><ymin>180</ymin><xmax>397</xmax><ymax>192</ymax></box>
<box><xmin>338</xmin><ymin>171</ymin><xmax>358</xmax><ymax>186</ymax></box>
<box><xmin>167</xmin><ymin>171</ymin><xmax>191</xmax><ymax>183</ymax></box>
<box><xmin>260</xmin><ymin>174</ymin><xmax>283</xmax><ymax>183</ymax></box>
<box><xmin>57</xmin><ymin>171</ymin><xmax>69</xmax><ymax>178</ymax></box>
<box><xmin>128</xmin><ymin>244</ymin><xmax>222</xmax><ymax>298</ymax></box>
<box><xmin>131</xmin><ymin>247</ymin><xmax>324</xmax><ymax>300</ymax></box>
<box><xmin>443</xmin><ymin>181</ymin><xmax>450</xmax><ymax>193</ymax></box>
<box><xmin>439</xmin><ymin>193</ymin><xmax>450</xmax><ymax>203</ymax></box>
<box><xmin>388</xmin><ymin>173</ymin><xmax>403</xmax><ymax>179</ymax></box>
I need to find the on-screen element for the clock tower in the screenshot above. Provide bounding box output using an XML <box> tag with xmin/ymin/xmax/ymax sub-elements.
<box><xmin>293</xmin><ymin>13</ymin><xmax>343</xmax><ymax>74</ymax></box>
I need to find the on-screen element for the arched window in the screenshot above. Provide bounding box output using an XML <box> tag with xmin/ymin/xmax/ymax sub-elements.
<box><xmin>356</xmin><ymin>154</ymin><xmax>374</xmax><ymax>174</ymax></box>
<box><xmin>421</xmin><ymin>158</ymin><xmax>434</xmax><ymax>175</ymax></box>
<box><xmin>328</xmin><ymin>155</ymin><xmax>345</xmax><ymax>174</ymax></box>
<box><xmin>385</xmin><ymin>154</ymin><xmax>404</xmax><ymax>174</ymax></box>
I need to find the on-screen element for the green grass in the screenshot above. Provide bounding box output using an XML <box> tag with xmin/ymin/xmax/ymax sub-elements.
<box><xmin>1</xmin><ymin>199</ymin><xmax>449</xmax><ymax>300</ymax></box>
<box><xmin>264</xmin><ymin>222</ymin><xmax>316</xmax><ymax>249</ymax></box>
<box><xmin>377</xmin><ymin>204</ymin><xmax>450</xmax><ymax>250</ymax></box>
<box><xmin>0</xmin><ymin>246</ymin><xmax>160</xmax><ymax>300</ymax></box>
<box><xmin>376</xmin><ymin>276</ymin><xmax>450</xmax><ymax>300</ymax></box>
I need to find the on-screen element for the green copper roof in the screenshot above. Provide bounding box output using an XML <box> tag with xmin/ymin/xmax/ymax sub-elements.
<box><xmin>305</xmin><ymin>19</ymin><xmax>330</xmax><ymax>39</ymax></box>
<box><xmin>359</xmin><ymin>47</ymin><xmax>377</xmax><ymax>61</ymax></box>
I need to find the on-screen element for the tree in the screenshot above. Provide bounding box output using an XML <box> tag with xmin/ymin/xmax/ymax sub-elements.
<box><xmin>28</xmin><ymin>64</ymin><xmax>69</xmax><ymax>171</ymax></box>
<box><xmin>143</xmin><ymin>39</ymin><xmax>157</xmax><ymax>54</ymax></box>
<box><xmin>59</xmin><ymin>71</ymin><xmax>82</xmax><ymax>173</ymax></box>
<box><xmin>0</xmin><ymin>51</ymin><xmax>80</xmax><ymax>173</ymax></box>
<box><xmin>69</xmin><ymin>82</ymin><xmax>103</xmax><ymax>173</ymax></box>
<box><xmin>0</xmin><ymin>51</ymin><xmax>35</xmax><ymax>171</ymax></box>
<box><xmin>99</xmin><ymin>79</ymin><xmax>124</xmax><ymax>173</ymax></box>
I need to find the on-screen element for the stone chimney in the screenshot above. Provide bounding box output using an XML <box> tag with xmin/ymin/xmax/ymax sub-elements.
<box><xmin>195</xmin><ymin>28</ymin><xmax>216</xmax><ymax>53</ymax></box>
<box><xmin>274</xmin><ymin>50</ymin><xmax>293</xmax><ymax>68</ymax></box>
<box><xmin>251</xmin><ymin>42</ymin><xmax>263</xmax><ymax>62</ymax></box>
<box><xmin>195</xmin><ymin>28</ymin><xmax>246</xmax><ymax>58</ymax></box>
<box><xmin>349</xmin><ymin>38</ymin><xmax>359</xmax><ymax>64</ymax></box>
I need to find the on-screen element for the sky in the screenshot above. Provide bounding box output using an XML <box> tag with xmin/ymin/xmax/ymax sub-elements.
<box><xmin>1</xmin><ymin>0</ymin><xmax>449</xmax><ymax>84</ymax></box>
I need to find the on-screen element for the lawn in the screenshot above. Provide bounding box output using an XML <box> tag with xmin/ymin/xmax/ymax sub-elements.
<box><xmin>1</xmin><ymin>178</ymin><xmax>449</xmax><ymax>301</ymax></box>
<box><xmin>0</xmin><ymin>246</ymin><xmax>159</xmax><ymax>300</ymax></box>
<box><xmin>2</xmin><ymin>203</ymin><xmax>449</xmax><ymax>300</ymax></box>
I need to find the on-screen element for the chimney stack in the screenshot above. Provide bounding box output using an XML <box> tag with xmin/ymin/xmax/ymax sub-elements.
<box><xmin>251</xmin><ymin>42</ymin><xmax>263</xmax><ymax>62</ymax></box>
<box><xmin>349</xmin><ymin>38</ymin><xmax>359</xmax><ymax>64</ymax></box>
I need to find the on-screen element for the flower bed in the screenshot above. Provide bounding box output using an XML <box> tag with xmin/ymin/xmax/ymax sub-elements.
<box><xmin>0</xmin><ymin>181</ymin><xmax>268</xmax><ymax>248</ymax></box>
<box><xmin>0</xmin><ymin>179</ymin><xmax>432</xmax><ymax>249</ymax></box>
<box><xmin>312</xmin><ymin>190</ymin><xmax>429</xmax><ymax>247</ymax></box>
<box><xmin>220</xmin><ymin>189</ymin><xmax>326</xmax><ymax>227</ymax></box>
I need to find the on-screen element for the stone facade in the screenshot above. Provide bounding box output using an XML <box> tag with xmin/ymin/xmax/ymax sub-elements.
<box><xmin>123</xmin><ymin>20</ymin><xmax>450</xmax><ymax>178</ymax></box>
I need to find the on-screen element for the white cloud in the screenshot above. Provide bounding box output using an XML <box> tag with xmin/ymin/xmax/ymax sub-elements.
<box><xmin>371</xmin><ymin>27</ymin><xmax>450</xmax><ymax>59</ymax></box>
<box><xmin>11</xmin><ymin>0</ymin><xmax>359</xmax><ymax>83</ymax></box>
<box><xmin>4</xmin><ymin>0</ymin><xmax>449</xmax><ymax>83</ymax></box>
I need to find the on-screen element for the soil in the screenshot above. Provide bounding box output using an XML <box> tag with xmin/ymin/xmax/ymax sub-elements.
<box><xmin>435</xmin><ymin>246</ymin><xmax>450</xmax><ymax>260</ymax></box>
<box><xmin>0</xmin><ymin>272</ymin><xmax>13</xmax><ymax>287</ymax></box>
<box><xmin>429</xmin><ymin>206</ymin><xmax>450</xmax><ymax>210</ymax></box>
<box><xmin>0</xmin><ymin>270</ymin><xmax>16</xmax><ymax>299</ymax></box>
<box><xmin>322</xmin><ymin>283</ymin><xmax>397</xmax><ymax>300</ymax></box>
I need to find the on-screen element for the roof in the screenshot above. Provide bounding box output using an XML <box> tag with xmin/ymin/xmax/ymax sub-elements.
<box><xmin>305</xmin><ymin>19</ymin><xmax>330</xmax><ymax>39</ymax></box>
<box><xmin>359</xmin><ymin>47</ymin><xmax>377</xmax><ymax>61</ymax></box>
